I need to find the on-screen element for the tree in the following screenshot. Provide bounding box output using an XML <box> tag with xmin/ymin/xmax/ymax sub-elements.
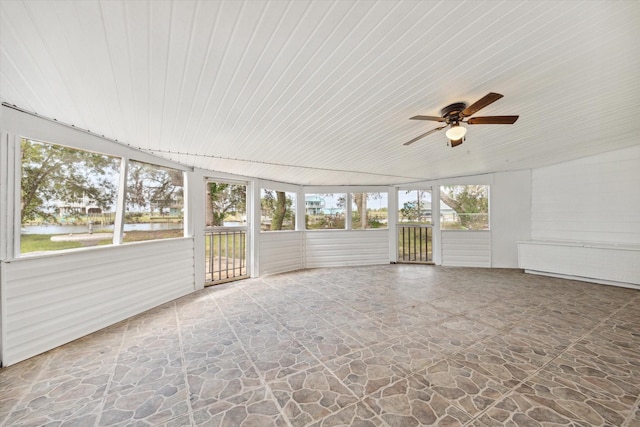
<box><xmin>126</xmin><ymin>161</ymin><xmax>184</xmax><ymax>215</ymax></box>
<box><xmin>261</xmin><ymin>190</ymin><xmax>293</xmax><ymax>230</ymax></box>
<box><xmin>399</xmin><ymin>190</ymin><xmax>430</xmax><ymax>223</ymax></box>
<box><xmin>333</xmin><ymin>192</ymin><xmax>382</xmax><ymax>229</ymax></box>
<box><xmin>21</xmin><ymin>139</ymin><xmax>119</xmax><ymax>223</ymax></box>
<box><xmin>352</xmin><ymin>193</ymin><xmax>367</xmax><ymax>229</ymax></box>
<box><xmin>271</xmin><ymin>191</ymin><xmax>287</xmax><ymax>230</ymax></box>
<box><xmin>440</xmin><ymin>185</ymin><xmax>488</xmax><ymax>229</ymax></box>
<box><xmin>207</xmin><ymin>182</ymin><xmax>246</xmax><ymax>226</ymax></box>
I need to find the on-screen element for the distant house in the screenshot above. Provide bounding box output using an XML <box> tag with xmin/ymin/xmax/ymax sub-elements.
<box><xmin>55</xmin><ymin>194</ymin><xmax>102</xmax><ymax>216</ymax></box>
<box><xmin>305</xmin><ymin>196</ymin><xmax>324</xmax><ymax>215</ymax></box>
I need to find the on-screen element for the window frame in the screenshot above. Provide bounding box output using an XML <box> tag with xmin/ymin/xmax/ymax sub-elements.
<box><xmin>304</xmin><ymin>192</ymin><xmax>347</xmax><ymax>230</ymax></box>
<box><xmin>259</xmin><ymin>187</ymin><xmax>297</xmax><ymax>232</ymax></box>
<box><xmin>439</xmin><ymin>184</ymin><xmax>490</xmax><ymax>231</ymax></box>
<box><xmin>16</xmin><ymin>134</ymin><xmax>191</xmax><ymax>258</ymax></box>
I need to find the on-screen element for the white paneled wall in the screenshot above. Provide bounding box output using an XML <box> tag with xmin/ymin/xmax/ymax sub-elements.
<box><xmin>521</xmin><ymin>145</ymin><xmax>640</xmax><ymax>286</ymax></box>
<box><xmin>3</xmin><ymin>238</ymin><xmax>194</xmax><ymax>365</ymax></box>
<box><xmin>518</xmin><ymin>241</ymin><xmax>640</xmax><ymax>287</ymax></box>
<box><xmin>305</xmin><ymin>230</ymin><xmax>389</xmax><ymax>268</ymax></box>
<box><xmin>441</xmin><ymin>231</ymin><xmax>491</xmax><ymax>267</ymax></box>
<box><xmin>259</xmin><ymin>232</ymin><xmax>304</xmax><ymax>276</ymax></box>
<box><xmin>532</xmin><ymin>145</ymin><xmax>640</xmax><ymax>244</ymax></box>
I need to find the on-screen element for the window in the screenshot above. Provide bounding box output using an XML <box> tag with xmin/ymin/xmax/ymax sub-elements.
<box><xmin>124</xmin><ymin>160</ymin><xmax>184</xmax><ymax>242</ymax></box>
<box><xmin>351</xmin><ymin>192</ymin><xmax>387</xmax><ymax>229</ymax></box>
<box><xmin>440</xmin><ymin>185</ymin><xmax>489</xmax><ymax>230</ymax></box>
<box><xmin>20</xmin><ymin>138</ymin><xmax>121</xmax><ymax>254</ymax></box>
<box><xmin>305</xmin><ymin>193</ymin><xmax>345</xmax><ymax>229</ymax></box>
<box><xmin>205</xmin><ymin>182</ymin><xmax>246</xmax><ymax>227</ymax></box>
<box><xmin>260</xmin><ymin>189</ymin><xmax>296</xmax><ymax>231</ymax></box>
<box><xmin>398</xmin><ymin>189</ymin><xmax>433</xmax><ymax>224</ymax></box>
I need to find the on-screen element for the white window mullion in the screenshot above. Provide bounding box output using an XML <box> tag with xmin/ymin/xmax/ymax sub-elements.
<box><xmin>112</xmin><ymin>158</ymin><xmax>128</xmax><ymax>245</ymax></box>
<box><xmin>345</xmin><ymin>193</ymin><xmax>352</xmax><ymax>230</ymax></box>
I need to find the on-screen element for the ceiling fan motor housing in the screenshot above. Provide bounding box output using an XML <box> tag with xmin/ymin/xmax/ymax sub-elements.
<box><xmin>440</xmin><ymin>102</ymin><xmax>467</xmax><ymax>123</ymax></box>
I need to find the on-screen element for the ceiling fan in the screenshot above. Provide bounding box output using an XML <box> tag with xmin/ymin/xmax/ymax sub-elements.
<box><xmin>404</xmin><ymin>92</ymin><xmax>519</xmax><ymax>148</ymax></box>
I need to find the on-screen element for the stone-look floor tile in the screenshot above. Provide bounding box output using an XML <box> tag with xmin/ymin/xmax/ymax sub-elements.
<box><xmin>374</xmin><ymin>302</ymin><xmax>451</xmax><ymax>330</ymax></box>
<box><xmin>465</xmin><ymin>304</ymin><xmax>527</xmax><ymax>331</ymax></box>
<box><xmin>307</xmin><ymin>401</ymin><xmax>386</xmax><ymax>427</ymax></box>
<box><xmin>467</xmin><ymin>333</ymin><xmax>564</xmax><ymax>371</ymax></box>
<box><xmin>363</xmin><ymin>374</ymin><xmax>472</xmax><ymax>426</ymax></box>
<box><xmin>324</xmin><ymin>348</ymin><xmax>410</xmax><ymax>398</ymax></box>
<box><xmin>246</xmin><ymin>337</ymin><xmax>320</xmax><ymax>382</ymax></box>
<box><xmin>3</xmin><ymin>371</ymin><xmax>108</xmax><ymax>427</ymax></box>
<box><xmin>477</xmin><ymin>391</ymin><xmax>578</xmax><ymax>426</ymax></box>
<box><xmin>0</xmin><ymin>355</ymin><xmax>49</xmax><ymax>424</ymax></box>
<box><xmin>175</xmin><ymin>296</ymin><xmax>226</xmax><ymax>328</ymax></box>
<box><xmin>449</xmin><ymin>343</ymin><xmax>538</xmax><ymax>392</ymax></box>
<box><xmin>187</xmin><ymin>350</ymin><xmax>263</xmax><ymax>411</ymax></box>
<box><xmin>110</xmin><ymin>346</ymin><xmax>184</xmax><ymax>392</ymax></box>
<box><xmin>182</xmin><ymin>331</ymin><xmax>245</xmax><ymax>370</ymax></box>
<box><xmin>274</xmin><ymin>312</ymin><xmax>335</xmax><ymax>338</ymax></box>
<box><xmin>411</xmin><ymin>316</ymin><xmax>498</xmax><ymax>356</ymax></box>
<box><xmin>125</xmin><ymin>305</ymin><xmax>179</xmax><ymax>339</ymax></box>
<box><xmin>225</xmin><ymin>308</ymin><xmax>282</xmax><ymax>336</ymax></box>
<box><xmin>587</xmin><ymin>318</ymin><xmax>640</xmax><ymax>361</ymax></box>
<box><xmin>506</xmin><ymin>312</ymin><xmax>576</xmax><ymax>344</ymax></box>
<box><xmin>296</xmin><ymin>326</ymin><xmax>365</xmax><ymax>363</ymax></box>
<box><xmin>428</xmin><ymin>291</ymin><xmax>498</xmax><ymax>314</ymax></box>
<box><xmin>627</xmin><ymin>399</ymin><xmax>640</xmax><ymax>427</ymax></box>
<box><xmin>155</xmin><ymin>413</ymin><xmax>194</xmax><ymax>426</ymax></box>
<box><xmin>368</xmin><ymin>335</ymin><xmax>449</xmax><ymax>375</ymax></box>
<box><xmin>214</xmin><ymin>292</ymin><xmax>265</xmax><ymax>317</ymax></box>
<box><xmin>99</xmin><ymin>374</ymin><xmax>189</xmax><ymax>426</ymax></box>
<box><xmin>268</xmin><ymin>365</ymin><xmax>358</xmax><ymax>426</ymax></box>
<box><xmin>321</xmin><ymin>306</ymin><xmax>371</xmax><ymax>328</ymax></box>
<box><xmin>420</xmin><ymin>358</ymin><xmax>511</xmax><ymax>417</ymax></box>
<box><xmin>193</xmin><ymin>386</ymin><xmax>287</xmax><ymax>427</ymax></box>
<box><xmin>340</xmin><ymin>319</ymin><xmax>393</xmax><ymax>348</ymax></box>
<box><xmin>2</xmin><ymin>265</ymin><xmax>639</xmax><ymax>427</ymax></box>
<box><xmin>538</xmin><ymin>347</ymin><xmax>640</xmax><ymax>408</ymax></box>
<box><xmin>180</xmin><ymin>319</ymin><xmax>237</xmax><ymax>345</ymax></box>
<box><xmin>509</xmin><ymin>360</ymin><xmax>637</xmax><ymax>427</ymax></box>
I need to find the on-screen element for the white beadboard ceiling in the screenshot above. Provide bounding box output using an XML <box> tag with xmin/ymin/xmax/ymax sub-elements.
<box><xmin>1</xmin><ymin>0</ymin><xmax>639</xmax><ymax>185</ymax></box>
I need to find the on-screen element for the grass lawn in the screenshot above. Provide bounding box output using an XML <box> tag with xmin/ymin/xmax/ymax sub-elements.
<box><xmin>21</xmin><ymin>229</ymin><xmax>185</xmax><ymax>254</ymax></box>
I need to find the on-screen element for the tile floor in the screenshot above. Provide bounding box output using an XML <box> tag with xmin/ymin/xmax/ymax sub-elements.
<box><xmin>1</xmin><ymin>265</ymin><xmax>639</xmax><ymax>426</ymax></box>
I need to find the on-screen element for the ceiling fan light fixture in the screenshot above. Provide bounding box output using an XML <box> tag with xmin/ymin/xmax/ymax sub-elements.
<box><xmin>445</xmin><ymin>124</ymin><xmax>467</xmax><ymax>141</ymax></box>
<box><xmin>449</xmin><ymin>138</ymin><xmax>464</xmax><ymax>148</ymax></box>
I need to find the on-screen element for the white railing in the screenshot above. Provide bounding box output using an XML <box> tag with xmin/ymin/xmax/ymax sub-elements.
<box><xmin>205</xmin><ymin>226</ymin><xmax>248</xmax><ymax>284</ymax></box>
<box><xmin>398</xmin><ymin>224</ymin><xmax>433</xmax><ymax>263</ymax></box>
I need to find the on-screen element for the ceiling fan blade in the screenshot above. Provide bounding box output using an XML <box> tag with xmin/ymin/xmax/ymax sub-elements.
<box><xmin>461</xmin><ymin>92</ymin><xmax>503</xmax><ymax>117</ymax></box>
<box><xmin>466</xmin><ymin>115</ymin><xmax>519</xmax><ymax>125</ymax></box>
<box><xmin>410</xmin><ymin>115</ymin><xmax>446</xmax><ymax>122</ymax></box>
<box><xmin>403</xmin><ymin>126</ymin><xmax>446</xmax><ymax>146</ymax></box>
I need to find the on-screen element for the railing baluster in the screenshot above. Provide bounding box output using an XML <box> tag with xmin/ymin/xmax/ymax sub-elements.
<box><xmin>205</xmin><ymin>227</ymin><xmax>248</xmax><ymax>285</ymax></box>
<box><xmin>397</xmin><ymin>225</ymin><xmax>433</xmax><ymax>265</ymax></box>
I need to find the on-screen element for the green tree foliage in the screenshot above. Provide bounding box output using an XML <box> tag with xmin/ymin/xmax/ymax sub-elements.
<box><xmin>399</xmin><ymin>190</ymin><xmax>430</xmax><ymax>223</ymax></box>
<box><xmin>126</xmin><ymin>161</ymin><xmax>183</xmax><ymax>215</ymax></box>
<box><xmin>21</xmin><ymin>139</ymin><xmax>119</xmax><ymax>223</ymax></box>
<box><xmin>440</xmin><ymin>185</ymin><xmax>489</xmax><ymax>229</ymax></box>
<box><xmin>207</xmin><ymin>182</ymin><xmax>246</xmax><ymax>226</ymax></box>
<box><xmin>261</xmin><ymin>190</ymin><xmax>293</xmax><ymax>230</ymax></box>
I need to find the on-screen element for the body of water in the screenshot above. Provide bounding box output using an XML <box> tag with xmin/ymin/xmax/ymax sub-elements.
<box><xmin>22</xmin><ymin>223</ymin><xmax>183</xmax><ymax>234</ymax></box>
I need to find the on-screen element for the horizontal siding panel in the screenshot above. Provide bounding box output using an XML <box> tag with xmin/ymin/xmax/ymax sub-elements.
<box><xmin>8</xmin><ymin>256</ymin><xmax>193</xmax><ymax>312</ymax></box>
<box><xmin>532</xmin><ymin>148</ymin><xmax>640</xmax><ymax>245</ymax></box>
<box><xmin>3</xmin><ymin>238</ymin><xmax>195</xmax><ymax>365</ymax></box>
<box><xmin>518</xmin><ymin>241</ymin><xmax>640</xmax><ymax>286</ymax></box>
<box><xmin>260</xmin><ymin>232</ymin><xmax>304</xmax><ymax>275</ymax></box>
<box><xmin>7</xmin><ymin>239</ymin><xmax>189</xmax><ymax>288</ymax></box>
<box><xmin>305</xmin><ymin>230</ymin><xmax>388</xmax><ymax>268</ymax></box>
<box><xmin>442</xmin><ymin>231</ymin><xmax>491</xmax><ymax>267</ymax></box>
